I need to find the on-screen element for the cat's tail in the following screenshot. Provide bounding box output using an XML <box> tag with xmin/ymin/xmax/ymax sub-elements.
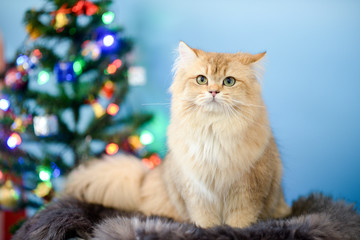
<box><xmin>64</xmin><ymin>154</ymin><xmax>148</xmax><ymax>211</ymax></box>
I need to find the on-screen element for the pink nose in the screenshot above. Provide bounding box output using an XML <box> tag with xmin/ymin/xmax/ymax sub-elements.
<box><xmin>209</xmin><ymin>91</ymin><xmax>220</xmax><ymax>97</ymax></box>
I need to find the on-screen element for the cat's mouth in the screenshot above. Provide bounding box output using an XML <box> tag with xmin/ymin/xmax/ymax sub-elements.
<box><xmin>210</xmin><ymin>96</ymin><xmax>223</xmax><ymax>104</ymax></box>
<box><xmin>205</xmin><ymin>97</ymin><xmax>222</xmax><ymax>108</ymax></box>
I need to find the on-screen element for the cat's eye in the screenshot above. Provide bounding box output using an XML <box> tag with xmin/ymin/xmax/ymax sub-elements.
<box><xmin>223</xmin><ymin>77</ymin><xmax>236</xmax><ymax>87</ymax></box>
<box><xmin>196</xmin><ymin>75</ymin><xmax>208</xmax><ymax>85</ymax></box>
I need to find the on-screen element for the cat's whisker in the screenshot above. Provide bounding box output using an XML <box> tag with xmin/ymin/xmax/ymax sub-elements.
<box><xmin>227</xmin><ymin>105</ymin><xmax>253</xmax><ymax>124</ymax></box>
<box><xmin>225</xmin><ymin>105</ymin><xmax>244</xmax><ymax>123</ymax></box>
<box><xmin>230</xmin><ymin>99</ymin><xmax>265</xmax><ymax>108</ymax></box>
<box><xmin>236</xmin><ymin>107</ymin><xmax>268</xmax><ymax>128</ymax></box>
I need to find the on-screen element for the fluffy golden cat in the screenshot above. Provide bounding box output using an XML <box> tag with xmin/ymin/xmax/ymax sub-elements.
<box><xmin>64</xmin><ymin>42</ymin><xmax>290</xmax><ymax>228</ymax></box>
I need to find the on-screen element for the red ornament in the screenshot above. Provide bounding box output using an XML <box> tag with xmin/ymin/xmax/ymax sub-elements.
<box><xmin>100</xmin><ymin>80</ymin><xmax>115</xmax><ymax>99</ymax></box>
<box><xmin>113</xmin><ymin>59</ymin><xmax>122</xmax><ymax>68</ymax></box>
<box><xmin>4</xmin><ymin>68</ymin><xmax>28</xmax><ymax>90</ymax></box>
<box><xmin>105</xmin><ymin>143</ymin><xmax>119</xmax><ymax>155</ymax></box>
<box><xmin>107</xmin><ymin>103</ymin><xmax>119</xmax><ymax>116</ymax></box>
<box><xmin>72</xmin><ymin>1</ymin><xmax>99</xmax><ymax>16</ymax></box>
<box><xmin>51</xmin><ymin>4</ymin><xmax>72</xmax><ymax>15</ymax></box>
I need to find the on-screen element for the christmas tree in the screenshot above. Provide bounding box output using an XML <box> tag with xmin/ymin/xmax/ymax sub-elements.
<box><xmin>0</xmin><ymin>0</ymin><xmax>161</xmax><ymax>226</ymax></box>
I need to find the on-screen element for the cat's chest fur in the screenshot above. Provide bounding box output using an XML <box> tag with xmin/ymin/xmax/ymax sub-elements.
<box><xmin>168</xmin><ymin>109</ymin><xmax>270</xmax><ymax>195</ymax></box>
<box><xmin>186</xmin><ymin>122</ymin><xmax>235</xmax><ymax>165</ymax></box>
<box><xmin>169</xmin><ymin>117</ymin><xmax>254</xmax><ymax>191</ymax></box>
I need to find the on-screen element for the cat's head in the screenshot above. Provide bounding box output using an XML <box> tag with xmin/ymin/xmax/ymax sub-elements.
<box><xmin>171</xmin><ymin>42</ymin><xmax>266</xmax><ymax>118</ymax></box>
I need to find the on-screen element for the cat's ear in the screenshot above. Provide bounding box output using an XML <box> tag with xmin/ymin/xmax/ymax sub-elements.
<box><xmin>239</xmin><ymin>52</ymin><xmax>266</xmax><ymax>65</ymax></box>
<box><xmin>178</xmin><ymin>41</ymin><xmax>198</xmax><ymax>64</ymax></box>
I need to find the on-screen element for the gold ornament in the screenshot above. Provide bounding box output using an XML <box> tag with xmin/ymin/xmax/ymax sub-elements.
<box><xmin>91</xmin><ymin>102</ymin><xmax>106</xmax><ymax>118</ymax></box>
<box><xmin>128</xmin><ymin>135</ymin><xmax>143</xmax><ymax>150</ymax></box>
<box><xmin>54</xmin><ymin>13</ymin><xmax>69</xmax><ymax>30</ymax></box>
<box><xmin>34</xmin><ymin>181</ymin><xmax>52</xmax><ymax>198</ymax></box>
<box><xmin>11</xmin><ymin>117</ymin><xmax>24</xmax><ymax>132</ymax></box>
<box><xmin>26</xmin><ymin>23</ymin><xmax>42</xmax><ymax>39</ymax></box>
<box><xmin>0</xmin><ymin>180</ymin><xmax>20</xmax><ymax>209</ymax></box>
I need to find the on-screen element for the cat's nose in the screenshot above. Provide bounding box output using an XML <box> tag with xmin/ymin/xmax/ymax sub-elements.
<box><xmin>209</xmin><ymin>90</ymin><xmax>220</xmax><ymax>97</ymax></box>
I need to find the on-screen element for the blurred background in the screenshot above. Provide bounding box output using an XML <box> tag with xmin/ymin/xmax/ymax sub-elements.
<box><xmin>0</xmin><ymin>0</ymin><xmax>359</xmax><ymax>228</ymax></box>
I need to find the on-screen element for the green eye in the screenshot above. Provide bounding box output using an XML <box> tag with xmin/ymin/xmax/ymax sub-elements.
<box><xmin>223</xmin><ymin>77</ymin><xmax>236</xmax><ymax>87</ymax></box>
<box><xmin>196</xmin><ymin>75</ymin><xmax>208</xmax><ymax>85</ymax></box>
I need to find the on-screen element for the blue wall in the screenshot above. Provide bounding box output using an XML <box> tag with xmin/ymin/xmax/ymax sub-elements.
<box><xmin>1</xmin><ymin>0</ymin><xmax>359</xmax><ymax>205</ymax></box>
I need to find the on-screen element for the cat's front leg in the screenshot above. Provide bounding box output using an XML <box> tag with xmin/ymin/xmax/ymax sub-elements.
<box><xmin>224</xmin><ymin>185</ymin><xmax>264</xmax><ymax>228</ymax></box>
<box><xmin>224</xmin><ymin>188</ymin><xmax>263</xmax><ymax>228</ymax></box>
<box><xmin>186</xmin><ymin>195</ymin><xmax>222</xmax><ymax>228</ymax></box>
<box><xmin>225</xmin><ymin>204</ymin><xmax>260</xmax><ymax>228</ymax></box>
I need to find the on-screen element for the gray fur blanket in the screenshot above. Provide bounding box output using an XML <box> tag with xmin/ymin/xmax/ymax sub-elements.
<box><xmin>13</xmin><ymin>194</ymin><xmax>360</xmax><ymax>240</ymax></box>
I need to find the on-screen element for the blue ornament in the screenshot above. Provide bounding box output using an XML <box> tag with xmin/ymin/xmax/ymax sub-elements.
<box><xmin>54</xmin><ymin>62</ymin><xmax>76</xmax><ymax>83</ymax></box>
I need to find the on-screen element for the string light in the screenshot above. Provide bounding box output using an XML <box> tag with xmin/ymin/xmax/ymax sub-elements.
<box><xmin>33</xmin><ymin>49</ymin><xmax>42</xmax><ymax>58</ymax></box>
<box><xmin>18</xmin><ymin>157</ymin><xmax>24</xmax><ymax>165</ymax></box>
<box><xmin>73</xmin><ymin>59</ymin><xmax>84</xmax><ymax>75</ymax></box>
<box><xmin>52</xmin><ymin>168</ymin><xmax>61</xmax><ymax>178</ymax></box>
<box><xmin>103</xmin><ymin>34</ymin><xmax>115</xmax><ymax>47</ymax></box>
<box><xmin>38</xmin><ymin>70</ymin><xmax>50</xmax><ymax>85</ymax></box>
<box><xmin>128</xmin><ymin>135</ymin><xmax>143</xmax><ymax>150</ymax></box>
<box><xmin>16</xmin><ymin>55</ymin><xmax>29</xmax><ymax>70</ymax></box>
<box><xmin>105</xmin><ymin>143</ymin><xmax>119</xmax><ymax>155</ymax></box>
<box><xmin>107</xmin><ymin>103</ymin><xmax>119</xmax><ymax>116</ymax></box>
<box><xmin>34</xmin><ymin>181</ymin><xmax>52</xmax><ymax>198</ymax></box>
<box><xmin>102</xmin><ymin>11</ymin><xmax>115</xmax><ymax>25</ymax></box>
<box><xmin>113</xmin><ymin>59</ymin><xmax>122</xmax><ymax>68</ymax></box>
<box><xmin>81</xmin><ymin>40</ymin><xmax>101</xmax><ymax>60</ymax></box>
<box><xmin>7</xmin><ymin>133</ymin><xmax>22</xmax><ymax>149</ymax></box>
<box><xmin>107</xmin><ymin>64</ymin><xmax>117</xmax><ymax>74</ymax></box>
<box><xmin>39</xmin><ymin>170</ymin><xmax>51</xmax><ymax>181</ymax></box>
<box><xmin>140</xmin><ymin>130</ymin><xmax>154</xmax><ymax>145</ymax></box>
<box><xmin>142</xmin><ymin>154</ymin><xmax>161</xmax><ymax>169</ymax></box>
<box><xmin>0</xmin><ymin>98</ymin><xmax>10</xmax><ymax>111</ymax></box>
<box><xmin>106</xmin><ymin>59</ymin><xmax>122</xmax><ymax>75</ymax></box>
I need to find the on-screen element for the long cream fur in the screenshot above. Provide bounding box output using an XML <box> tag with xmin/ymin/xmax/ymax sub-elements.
<box><xmin>64</xmin><ymin>42</ymin><xmax>290</xmax><ymax>228</ymax></box>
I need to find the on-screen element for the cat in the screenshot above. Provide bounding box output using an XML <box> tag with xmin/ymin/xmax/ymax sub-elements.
<box><xmin>64</xmin><ymin>41</ymin><xmax>290</xmax><ymax>228</ymax></box>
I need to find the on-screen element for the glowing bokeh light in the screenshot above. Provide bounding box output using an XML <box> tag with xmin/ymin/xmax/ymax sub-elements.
<box><xmin>113</xmin><ymin>59</ymin><xmax>122</xmax><ymax>68</ymax></box>
<box><xmin>7</xmin><ymin>133</ymin><xmax>22</xmax><ymax>149</ymax></box>
<box><xmin>0</xmin><ymin>99</ymin><xmax>10</xmax><ymax>111</ymax></box>
<box><xmin>103</xmin><ymin>35</ymin><xmax>115</xmax><ymax>47</ymax></box>
<box><xmin>102</xmin><ymin>11</ymin><xmax>115</xmax><ymax>25</ymax></box>
<box><xmin>73</xmin><ymin>60</ymin><xmax>83</xmax><ymax>75</ymax></box>
<box><xmin>34</xmin><ymin>181</ymin><xmax>52</xmax><ymax>197</ymax></box>
<box><xmin>107</xmin><ymin>103</ymin><xmax>119</xmax><ymax>116</ymax></box>
<box><xmin>33</xmin><ymin>49</ymin><xmax>42</xmax><ymax>57</ymax></box>
<box><xmin>92</xmin><ymin>102</ymin><xmax>106</xmax><ymax>118</ymax></box>
<box><xmin>38</xmin><ymin>70</ymin><xmax>50</xmax><ymax>85</ymax></box>
<box><xmin>39</xmin><ymin>170</ymin><xmax>51</xmax><ymax>181</ymax></box>
<box><xmin>16</xmin><ymin>55</ymin><xmax>28</xmax><ymax>66</ymax></box>
<box><xmin>53</xmin><ymin>168</ymin><xmax>61</xmax><ymax>178</ymax></box>
<box><xmin>140</xmin><ymin>130</ymin><xmax>154</xmax><ymax>145</ymax></box>
<box><xmin>107</xmin><ymin>64</ymin><xmax>117</xmax><ymax>74</ymax></box>
<box><xmin>128</xmin><ymin>135</ymin><xmax>143</xmax><ymax>150</ymax></box>
<box><xmin>142</xmin><ymin>154</ymin><xmax>161</xmax><ymax>169</ymax></box>
<box><xmin>105</xmin><ymin>143</ymin><xmax>119</xmax><ymax>155</ymax></box>
<box><xmin>7</xmin><ymin>137</ymin><xmax>17</xmax><ymax>149</ymax></box>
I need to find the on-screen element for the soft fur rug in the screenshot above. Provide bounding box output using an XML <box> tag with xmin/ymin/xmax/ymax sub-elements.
<box><xmin>13</xmin><ymin>194</ymin><xmax>360</xmax><ymax>240</ymax></box>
